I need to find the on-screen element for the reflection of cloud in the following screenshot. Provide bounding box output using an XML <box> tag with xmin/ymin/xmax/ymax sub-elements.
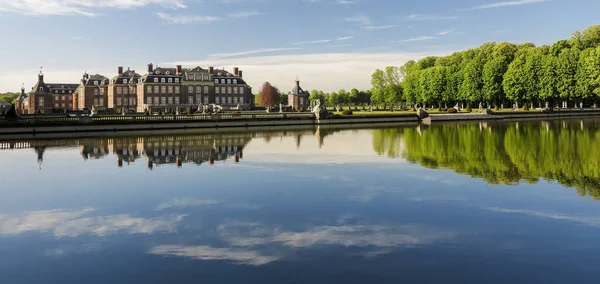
<box><xmin>45</xmin><ymin>243</ymin><xmax>104</xmax><ymax>258</ymax></box>
<box><xmin>156</xmin><ymin>198</ymin><xmax>221</xmax><ymax>210</ymax></box>
<box><xmin>218</xmin><ymin>221</ymin><xmax>456</xmax><ymax>249</ymax></box>
<box><xmin>0</xmin><ymin>208</ymin><xmax>185</xmax><ymax>237</ymax></box>
<box><xmin>149</xmin><ymin>245</ymin><xmax>278</xmax><ymax>266</ymax></box>
<box><xmin>485</xmin><ymin>207</ymin><xmax>600</xmax><ymax>227</ymax></box>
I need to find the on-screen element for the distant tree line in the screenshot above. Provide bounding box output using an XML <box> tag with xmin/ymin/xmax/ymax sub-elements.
<box><xmin>372</xmin><ymin>25</ymin><xmax>600</xmax><ymax>110</ymax></box>
<box><xmin>0</xmin><ymin>92</ymin><xmax>20</xmax><ymax>104</ymax></box>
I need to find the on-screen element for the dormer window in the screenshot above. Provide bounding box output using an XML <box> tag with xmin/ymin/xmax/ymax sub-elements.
<box><xmin>155</xmin><ymin>71</ymin><xmax>160</xmax><ymax>75</ymax></box>
<box><xmin>62</xmin><ymin>90</ymin><xmax>65</xmax><ymax>94</ymax></box>
<box><xmin>215</xmin><ymin>79</ymin><xmax>219</xmax><ymax>84</ymax></box>
<box><xmin>154</xmin><ymin>78</ymin><xmax>158</xmax><ymax>83</ymax></box>
<box><xmin>233</xmin><ymin>79</ymin><xmax>237</xmax><ymax>84</ymax></box>
<box><xmin>161</xmin><ymin>78</ymin><xmax>166</xmax><ymax>83</ymax></box>
<box><xmin>166</xmin><ymin>71</ymin><xmax>170</xmax><ymax>75</ymax></box>
<box><xmin>94</xmin><ymin>81</ymin><xmax>98</xmax><ymax>85</ymax></box>
<box><xmin>168</xmin><ymin>78</ymin><xmax>173</xmax><ymax>83</ymax></box>
<box><xmin>221</xmin><ymin>79</ymin><xmax>225</xmax><ymax>84</ymax></box>
<box><xmin>175</xmin><ymin>78</ymin><xmax>179</xmax><ymax>83</ymax></box>
<box><xmin>203</xmin><ymin>74</ymin><xmax>209</xmax><ymax>80</ymax></box>
<box><xmin>227</xmin><ymin>79</ymin><xmax>231</xmax><ymax>84</ymax></box>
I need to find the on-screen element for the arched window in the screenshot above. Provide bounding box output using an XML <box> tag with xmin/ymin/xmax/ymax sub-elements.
<box><xmin>233</xmin><ymin>79</ymin><xmax>237</xmax><ymax>84</ymax></box>
<box><xmin>168</xmin><ymin>78</ymin><xmax>173</xmax><ymax>83</ymax></box>
<box><xmin>154</xmin><ymin>78</ymin><xmax>158</xmax><ymax>83</ymax></box>
<box><xmin>161</xmin><ymin>78</ymin><xmax>166</xmax><ymax>83</ymax></box>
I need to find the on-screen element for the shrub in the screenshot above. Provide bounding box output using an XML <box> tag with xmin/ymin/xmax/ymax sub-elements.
<box><xmin>447</xmin><ymin>108</ymin><xmax>458</xmax><ymax>113</ymax></box>
<box><xmin>297</xmin><ymin>109</ymin><xmax>303</xmax><ymax>112</ymax></box>
<box><xmin>341</xmin><ymin>109</ymin><xmax>353</xmax><ymax>116</ymax></box>
<box><xmin>232</xmin><ymin>110</ymin><xmax>241</xmax><ymax>116</ymax></box>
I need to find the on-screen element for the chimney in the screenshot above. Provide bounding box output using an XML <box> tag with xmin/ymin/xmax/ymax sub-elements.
<box><xmin>208</xmin><ymin>66</ymin><xmax>214</xmax><ymax>73</ymax></box>
<box><xmin>233</xmin><ymin>67</ymin><xmax>239</xmax><ymax>76</ymax></box>
<box><xmin>147</xmin><ymin>63</ymin><xmax>154</xmax><ymax>73</ymax></box>
<box><xmin>118</xmin><ymin>66</ymin><xmax>123</xmax><ymax>75</ymax></box>
<box><xmin>296</xmin><ymin>78</ymin><xmax>300</xmax><ymax>88</ymax></box>
<box><xmin>176</xmin><ymin>65</ymin><xmax>182</xmax><ymax>75</ymax></box>
<box><xmin>238</xmin><ymin>70</ymin><xmax>243</xmax><ymax>78</ymax></box>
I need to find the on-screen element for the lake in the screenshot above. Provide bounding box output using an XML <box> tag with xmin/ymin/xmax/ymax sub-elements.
<box><xmin>1</xmin><ymin>118</ymin><xmax>600</xmax><ymax>283</ymax></box>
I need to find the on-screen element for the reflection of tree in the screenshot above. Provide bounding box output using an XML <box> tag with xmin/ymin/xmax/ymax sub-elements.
<box><xmin>372</xmin><ymin>128</ymin><xmax>404</xmax><ymax>158</ymax></box>
<box><xmin>398</xmin><ymin>119</ymin><xmax>600</xmax><ymax>199</ymax></box>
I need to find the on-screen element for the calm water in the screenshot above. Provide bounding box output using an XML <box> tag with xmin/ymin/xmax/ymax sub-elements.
<box><xmin>1</xmin><ymin>119</ymin><xmax>600</xmax><ymax>283</ymax></box>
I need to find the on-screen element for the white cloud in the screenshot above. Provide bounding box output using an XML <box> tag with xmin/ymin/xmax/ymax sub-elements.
<box><xmin>0</xmin><ymin>208</ymin><xmax>185</xmax><ymax>237</ymax></box>
<box><xmin>227</xmin><ymin>11</ymin><xmax>261</xmax><ymax>18</ymax></box>
<box><xmin>485</xmin><ymin>207</ymin><xmax>600</xmax><ymax>227</ymax></box>
<box><xmin>464</xmin><ymin>0</ymin><xmax>548</xmax><ymax>10</ymax></box>
<box><xmin>150</xmin><ymin>245</ymin><xmax>278</xmax><ymax>266</ymax></box>
<box><xmin>402</xmin><ymin>36</ymin><xmax>436</xmax><ymax>42</ymax></box>
<box><xmin>206</xmin><ymin>47</ymin><xmax>303</xmax><ymax>59</ymax></box>
<box><xmin>293</xmin><ymin>39</ymin><xmax>332</xmax><ymax>45</ymax></box>
<box><xmin>0</xmin><ymin>0</ymin><xmax>187</xmax><ymax>16</ymax></box>
<box><xmin>156</xmin><ymin>198</ymin><xmax>221</xmax><ymax>210</ymax></box>
<box><xmin>437</xmin><ymin>29</ymin><xmax>455</xmax><ymax>36</ymax></box>
<box><xmin>155</xmin><ymin>12</ymin><xmax>220</xmax><ymax>24</ymax></box>
<box><xmin>336</xmin><ymin>36</ymin><xmax>354</xmax><ymax>41</ymax></box>
<box><xmin>345</xmin><ymin>15</ymin><xmax>371</xmax><ymax>25</ymax></box>
<box><xmin>361</xmin><ymin>25</ymin><xmax>399</xmax><ymax>30</ymax></box>
<box><xmin>405</xmin><ymin>14</ymin><xmax>462</xmax><ymax>21</ymax></box>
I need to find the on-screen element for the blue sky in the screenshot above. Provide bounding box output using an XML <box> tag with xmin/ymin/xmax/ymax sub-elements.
<box><xmin>0</xmin><ymin>0</ymin><xmax>598</xmax><ymax>93</ymax></box>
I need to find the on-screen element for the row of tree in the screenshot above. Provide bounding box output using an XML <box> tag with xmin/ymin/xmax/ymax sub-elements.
<box><xmin>372</xmin><ymin>25</ymin><xmax>600</xmax><ymax>109</ymax></box>
<box><xmin>0</xmin><ymin>92</ymin><xmax>20</xmax><ymax>104</ymax></box>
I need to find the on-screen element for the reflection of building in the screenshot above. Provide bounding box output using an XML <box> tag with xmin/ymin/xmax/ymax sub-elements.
<box><xmin>288</xmin><ymin>79</ymin><xmax>309</xmax><ymax>111</ymax></box>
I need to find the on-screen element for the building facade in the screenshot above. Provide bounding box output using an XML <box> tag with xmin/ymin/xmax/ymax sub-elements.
<box><xmin>107</xmin><ymin>67</ymin><xmax>142</xmax><ymax>113</ymax></box>
<box><xmin>16</xmin><ymin>71</ymin><xmax>78</xmax><ymax>114</ymax></box>
<box><xmin>74</xmin><ymin>73</ymin><xmax>110</xmax><ymax>110</ymax></box>
<box><xmin>288</xmin><ymin>79</ymin><xmax>309</xmax><ymax>111</ymax></box>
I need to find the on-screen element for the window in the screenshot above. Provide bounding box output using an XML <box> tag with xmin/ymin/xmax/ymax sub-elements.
<box><xmin>204</xmin><ymin>86</ymin><xmax>209</xmax><ymax>93</ymax></box>
<box><xmin>214</xmin><ymin>79</ymin><xmax>219</xmax><ymax>84</ymax></box>
<box><xmin>147</xmin><ymin>97</ymin><xmax>152</xmax><ymax>105</ymax></box>
<box><xmin>215</xmin><ymin>97</ymin><xmax>220</xmax><ymax>104</ymax></box>
<box><xmin>196</xmin><ymin>94</ymin><xmax>201</xmax><ymax>103</ymax></box>
<box><xmin>195</xmin><ymin>74</ymin><xmax>201</xmax><ymax>81</ymax></box>
<box><xmin>94</xmin><ymin>98</ymin><xmax>99</xmax><ymax>105</ymax></box>
<box><xmin>69</xmin><ymin>90</ymin><xmax>72</xmax><ymax>93</ymax></box>
<box><xmin>227</xmin><ymin>87</ymin><xmax>232</xmax><ymax>94</ymax></box>
<box><xmin>233</xmin><ymin>97</ymin><xmax>238</xmax><ymax>104</ymax></box>
<box><xmin>154</xmin><ymin>97</ymin><xmax>159</xmax><ymax>105</ymax></box>
<box><xmin>233</xmin><ymin>79</ymin><xmax>237</xmax><ymax>84</ymax></box>
<box><xmin>188</xmin><ymin>96</ymin><xmax>193</xmax><ymax>104</ymax></box>
<box><xmin>204</xmin><ymin>96</ymin><xmax>209</xmax><ymax>104</ymax></box>
<box><xmin>168</xmin><ymin>78</ymin><xmax>172</xmax><ymax>83</ymax></box>
<box><xmin>221</xmin><ymin>87</ymin><xmax>226</xmax><ymax>94</ymax></box>
<box><xmin>55</xmin><ymin>103</ymin><xmax>59</xmax><ymax>108</ymax></box>
<box><xmin>187</xmin><ymin>74</ymin><xmax>192</xmax><ymax>80</ymax></box>
<box><xmin>100</xmin><ymin>89</ymin><xmax>105</xmax><ymax>95</ymax></box>
<box><xmin>161</xmin><ymin>97</ymin><xmax>166</xmax><ymax>105</ymax></box>
<box><xmin>147</xmin><ymin>86</ymin><xmax>152</xmax><ymax>94</ymax></box>
<box><xmin>168</xmin><ymin>97</ymin><xmax>173</xmax><ymax>104</ymax></box>
<box><xmin>55</xmin><ymin>91</ymin><xmax>58</xmax><ymax>94</ymax></box>
<box><xmin>166</xmin><ymin>71</ymin><xmax>170</xmax><ymax>75</ymax></box>
<box><xmin>167</xmin><ymin>86</ymin><xmax>173</xmax><ymax>93</ymax></box>
<box><xmin>240</xmin><ymin>97</ymin><xmax>244</xmax><ymax>105</ymax></box>
<box><xmin>227</xmin><ymin>97</ymin><xmax>232</xmax><ymax>104</ymax></box>
<box><xmin>94</xmin><ymin>81</ymin><xmax>98</xmax><ymax>86</ymax></box>
<box><xmin>62</xmin><ymin>103</ymin><xmax>66</xmax><ymax>108</ymax></box>
<box><xmin>116</xmin><ymin>87</ymin><xmax>122</xmax><ymax>95</ymax></box>
<box><xmin>203</xmin><ymin>74</ymin><xmax>209</xmax><ymax>80</ymax></box>
<box><xmin>54</xmin><ymin>95</ymin><xmax>59</xmax><ymax>101</ymax></box>
<box><xmin>62</xmin><ymin>90</ymin><xmax>65</xmax><ymax>94</ymax></box>
<box><xmin>161</xmin><ymin>78</ymin><xmax>166</xmax><ymax>83</ymax></box>
<box><xmin>175</xmin><ymin>86</ymin><xmax>180</xmax><ymax>93</ymax></box>
<box><xmin>175</xmin><ymin>78</ymin><xmax>179</xmax><ymax>83</ymax></box>
<box><xmin>123</xmin><ymin>79</ymin><xmax>128</xmax><ymax>84</ymax></box>
<box><xmin>129</xmin><ymin>98</ymin><xmax>134</xmax><ymax>105</ymax></box>
<box><xmin>161</xmin><ymin>86</ymin><xmax>166</xmax><ymax>93</ymax></box>
<box><xmin>216</xmin><ymin>87</ymin><xmax>220</xmax><ymax>94</ymax></box>
<box><xmin>233</xmin><ymin>87</ymin><xmax>238</xmax><ymax>94</ymax></box>
<box><xmin>196</xmin><ymin>86</ymin><xmax>202</xmax><ymax>93</ymax></box>
<box><xmin>154</xmin><ymin>86</ymin><xmax>159</xmax><ymax>93</ymax></box>
<box><xmin>154</xmin><ymin>78</ymin><xmax>159</xmax><ymax>83</ymax></box>
<box><xmin>188</xmin><ymin>86</ymin><xmax>193</xmax><ymax>93</ymax></box>
<box><xmin>62</xmin><ymin>95</ymin><xmax>65</xmax><ymax>100</ymax></box>
<box><xmin>99</xmin><ymin>98</ymin><xmax>104</xmax><ymax>105</ymax></box>
<box><xmin>132</xmin><ymin>87</ymin><xmax>136</xmax><ymax>94</ymax></box>
<box><xmin>116</xmin><ymin>97</ymin><xmax>122</xmax><ymax>106</ymax></box>
<box><xmin>227</xmin><ymin>79</ymin><xmax>231</xmax><ymax>84</ymax></box>
<box><xmin>123</xmin><ymin>88</ymin><xmax>129</xmax><ymax>95</ymax></box>
<box><xmin>175</xmin><ymin>97</ymin><xmax>180</xmax><ymax>104</ymax></box>
<box><xmin>221</xmin><ymin>79</ymin><xmax>225</xmax><ymax>84</ymax></box>
<box><xmin>94</xmin><ymin>89</ymin><xmax>99</xmax><ymax>96</ymax></box>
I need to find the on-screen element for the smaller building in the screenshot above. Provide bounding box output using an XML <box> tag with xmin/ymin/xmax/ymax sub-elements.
<box><xmin>16</xmin><ymin>70</ymin><xmax>78</xmax><ymax>114</ymax></box>
<box><xmin>74</xmin><ymin>73</ymin><xmax>110</xmax><ymax>111</ymax></box>
<box><xmin>288</xmin><ymin>79</ymin><xmax>309</xmax><ymax>111</ymax></box>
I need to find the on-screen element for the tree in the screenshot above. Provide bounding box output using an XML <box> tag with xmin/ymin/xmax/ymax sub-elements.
<box><xmin>539</xmin><ymin>54</ymin><xmax>559</xmax><ymax>106</ymax></box>
<box><xmin>460</xmin><ymin>55</ymin><xmax>485</xmax><ymax>105</ymax></box>
<box><xmin>576</xmin><ymin>47</ymin><xmax>600</xmax><ymax>105</ymax></box>
<box><xmin>259</xmin><ymin>82</ymin><xmax>279</xmax><ymax>107</ymax></box>
<box><xmin>483</xmin><ymin>57</ymin><xmax>507</xmax><ymax>107</ymax></box>
<box><xmin>309</xmin><ymin>90</ymin><xmax>326</xmax><ymax>105</ymax></box>
<box><xmin>279</xmin><ymin>93</ymin><xmax>288</xmax><ymax>106</ymax></box>
<box><xmin>556</xmin><ymin>47</ymin><xmax>580</xmax><ymax>106</ymax></box>
<box><xmin>503</xmin><ymin>53</ymin><xmax>528</xmax><ymax>107</ymax></box>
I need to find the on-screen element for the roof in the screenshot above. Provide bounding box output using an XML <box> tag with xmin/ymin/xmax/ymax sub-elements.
<box><xmin>111</xmin><ymin>69</ymin><xmax>142</xmax><ymax>85</ymax></box>
<box><xmin>83</xmin><ymin>74</ymin><xmax>109</xmax><ymax>86</ymax></box>
<box><xmin>289</xmin><ymin>80</ymin><xmax>309</xmax><ymax>96</ymax></box>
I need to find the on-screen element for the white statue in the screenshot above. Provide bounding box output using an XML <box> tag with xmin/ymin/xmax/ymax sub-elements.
<box><xmin>312</xmin><ymin>99</ymin><xmax>321</xmax><ymax>113</ymax></box>
<box><xmin>279</xmin><ymin>103</ymin><xmax>283</xmax><ymax>113</ymax></box>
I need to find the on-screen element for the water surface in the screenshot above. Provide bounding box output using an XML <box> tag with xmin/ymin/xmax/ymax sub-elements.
<box><xmin>1</xmin><ymin>119</ymin><xmax>600</xmax><ymax>283</ymax></box>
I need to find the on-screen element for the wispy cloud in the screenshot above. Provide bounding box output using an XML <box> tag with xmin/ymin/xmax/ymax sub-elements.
<box><xmin>207</xmin><ymin>47</ymin><xmax>303</xmax><ymax>59</ymax></box>
<box><xmin>361</xmin><ymin>25</ymin><xmax>399</xmax><ymax>30</ymax></box>
<box><xmin>485</xmin><ymin>207</ymin><xmax>600</xmax><ymax>227</ymax></box>
<box><xmin>293</xmin><ymin>39</ymin><xmax>332</xmax><ymax>45</ymax></box>
<box><xmin>345</xmin><ymin>15</ymin><xmax>371</xmax><ymax>25</ymax></box>
<box><xmin>336</xmin><ymin>0</ymin><xmax>357</xmax><ymax>3</ymax></box>
<box><xmin>437</xmin><ymin>29</ymin><xmax>455</xmax><ymax>36</ymax></box>
<box><xmin>156</xmin><ymin>198</ymin><xmax>221</xmax><ymax>211</ymax></box>
<box><xmin>402</xmin><ymin>36</ymin><xmax>436</xmax><ymax>42</ymax></box>
<box><xmin>0</xmin><ymin>0</ymin><xmax>186</xmax><ymax>16</ymax></box>
<box><xmin>405</xmin><ymin>14</ymin><xmax>462</xmax><ymax>21</ymax></box>
<box><xmin>337</xmin><ymin>36</ymin><xmax>354</xmax><ymax>41</ymax></box>
<box><xmin>227</xmin><ymin>11</ymin><xmax>261</xmax><ymax>18</ymax></box>
<box><xmin>325</xmin><ymin>44</ymin><xmax>353</xmax><ymax>48</ymax></box>
<box><xmin>464</xmin><ymin>0</ymin><xmax>548</xmax><ymax>10</ymax></box>
<box><xmin>155</xmin><ymin>12</ymin><xmax>220</xmax><ymax>24</ymax></box>
<box><xmin>150</xmin><ymin>245</ymin><xmax>278</xmax><ymax>266</ymax></box>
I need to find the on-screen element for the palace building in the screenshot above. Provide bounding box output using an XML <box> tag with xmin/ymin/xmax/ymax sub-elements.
<box><xmin>288</xmin><ymin>79</ymin><xmax>310</xmax><ymax>111</ymax></box>
<box><xmin>18</xmin><ymin>64</ymin><xmax>254</xmax><ymax>114</ymax></box>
